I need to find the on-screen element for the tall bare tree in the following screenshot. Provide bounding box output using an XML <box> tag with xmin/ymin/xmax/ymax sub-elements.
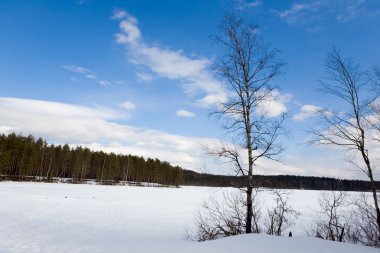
<box><xmin>209</xmin><ymin>13</ymin><xmax>285</xmax><ymax>234</ymax></box>
<box><xmin>311</xmin><ymin>47</ymin><xmax>380</xmax><ymax>241</ymax></box>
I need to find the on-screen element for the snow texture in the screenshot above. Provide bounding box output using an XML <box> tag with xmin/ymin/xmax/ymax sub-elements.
<box><xmin>0</xmin><ymin>182</ymin><xmax>376</xmax><ymax>253</ymax></box>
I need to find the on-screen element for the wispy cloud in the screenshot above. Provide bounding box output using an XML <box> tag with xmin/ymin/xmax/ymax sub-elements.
<box><xmin>111</xmin><ymin>8</ymin><xmax>128</xmax><ymax>20</ymax></box>
<box><xmin>292</xmin><ymin>104</ymin><xmax>321</xmax><ymax>121</ymax></box>
<box><xmin>136</xmin><ymin>72</ymin><xmax>154</xmax><ymax>82</ymax></box>
<box><xmin>63</xmin><ymin>64</ymin><xmax>114</xmax><ymax>86</ymax></box>
<box><xmin>335</xmin><ymin>0</ymin><xmax>366</xmax><ymax>23</ymax></box>
<box><xmin>176</xmin><ymin>109</ymin><xmax>196</xmax><ymax>118</ymax></box>
<box><xmin>97</xmin><ymin>80</ymin><xmax>112</xmax><ymax>86</ymax></box>
<box><xmin>112</xmin><ymin>9</ymin><xmax>228</xmax><ymax>108</ymax></box>
<box><xmin>63</xmin><ymin>65</ymin><xmax>92</xmax><ymax>74</ymax></box>
<box><xmin>278</xmin><ymin>2</ymin><xmax>321</xmax><ymax>25</ymax></box>
<box><xmin>236</xmin><ymin>0</ymin><xmax>262</xmax><ymax>10</ymax></box>
<box><xmin>277</xmin><ymin>0</ymin><xmax>373</xmax><ymax>27</ymax></box>
<box><xmin>119</xmin><ymin>101</ymin><xmax>136</xmax><ymax>110</ymax></box>
<box><xmin>112</xmin><ymin>9</ymin><xmax>291</xmax><ymax>115</ymax></box>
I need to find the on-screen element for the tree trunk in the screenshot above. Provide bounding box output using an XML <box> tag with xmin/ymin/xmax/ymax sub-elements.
<box><xmin>101</xmin><ymin>158</ymin><xmax>106</xmax><ymax>183</ymax></box>
<box><xmin>246</xmin><ymin>177</ymin><xmax>253</xmax><ymax>233</ymax></box>
<box><xmin>360</xmin><ymin>146</ymin><xmax>380</xmax><ymax>240</ymax></box>
<box><xmin>246</xmin><ymin>102</ymin><xmax>253</xmax><ymax>233</ymax></box>
<box><xmin>368</xmin><ymin>166</ymin><xmax>380</xmax><ymax>239</ymax></box>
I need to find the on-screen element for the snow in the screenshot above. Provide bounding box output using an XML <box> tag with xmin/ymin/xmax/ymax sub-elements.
<box><xmin>0</xmin><ymin>182</ymin><xmax>376</xmax><ymax>253</ymax></box>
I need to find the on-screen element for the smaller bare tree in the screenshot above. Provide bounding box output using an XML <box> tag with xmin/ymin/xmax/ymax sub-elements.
<box><xmin>265</xmin><ymin>189</ymin><xmax>300</xmax><ymax>236</ymax></box>
<box><xmin>307</xmin><ymin>191</ymin><xmax>351</xmax><ymax>242</ymax></box>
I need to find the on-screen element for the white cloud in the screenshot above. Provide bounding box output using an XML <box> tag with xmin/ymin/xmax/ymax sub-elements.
<box><xmin>195</xmin><ymin>92</ymin><xmax>229</xmax><ymax>108</ymax></box>
<box><xmin>63</xmin><ymin>65</ymin><xmax>92</xmax><ymax>74</ymax></box>
<box><xmin>254</xmin><ymin>89</ymin><xmax>291</xmax><ymax>118</ymax></box>
<box><xmin>97</xmin><ymin>80</ymin><xmax>112</xmax><ymax>86</ymax></box>
<box><xmin>112</xmin><ymin>9</ymin><xmax>228</xmax><ymax>108</ymax></box>
<box><xmin>246</xmin><ymin>0</ymin><xmax>262</xmax><ymax>7</ymax></box>
<box><xmin>118</xmin><ymin>18</ymin><xmax>141</xmax><ymax>44</ymax></box>
<box><xmin>136</xmin><ymin>72</ymin><xmax>154</xmax><ymax>82</ymax></box>
<box><xmin>292</xmin><ymin>104</ymin><xmax>321</xmax><ymax>121</ymax></box>
<box><xmin>85</xmin><ymin>74</ymin><xmax>97</xmax><ymax>79</ymax></box>
<box><xmin>176</xmin><ymin>110</ymin><xmax>196</xmax><ymax>118</ymax></box>
<box><xmin>119</xmin><ymin>101</ymin><xmax>136</xmax><ymax>110</ymax></box>
<box><xmin>111</xmin><ymin>9</ymin><xmax>128</xmax><ymax>20</ymax></box>
<box><xmin>0</xmin><ymin>97</ymin><xmax>373</xmax><ymax>179</ymax></box>
<box><xmin>236</xmin><ymin>0</ymin><xmax>262</xmax><ymax>9</ymax></box>
<box><xmin>63</xmin><ymin>64</ymin><xmax>115</xmax><ymax>86</ymax></box>
<box><xmin>0</xmin><ymin>97</ymin><xmax>217</xmax><ymax>171</ymax></box>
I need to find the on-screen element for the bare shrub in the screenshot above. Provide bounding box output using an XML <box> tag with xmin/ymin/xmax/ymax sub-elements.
<box><xmin>265</xmin><ymin>189</ymin><xmax>300</xmax><ymax>236</ymax></box>
<box><xmin>307</xmin><ymin>191</ymin><xmax>351</xmax><ymax>242</ymax></box>
<box><xmin>193</xmin><ymin>189</ymin><xmax>302</xmax><ymax>241</ymax></box>
<box><xmin>349</xmin><ymin>193</ymin><xmax>380</xmax><ymax>247</ymax></box>
<box><xmin>194</xmin><ymin>190</ymin><xmax>263</xmax><ymax>241</ymax></box>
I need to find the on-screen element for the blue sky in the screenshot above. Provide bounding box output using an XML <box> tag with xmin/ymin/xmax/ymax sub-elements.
<box><xmin>1</xmin><ymin>0</ymin><xmax>380</xmax><ymax>179</ymax></box>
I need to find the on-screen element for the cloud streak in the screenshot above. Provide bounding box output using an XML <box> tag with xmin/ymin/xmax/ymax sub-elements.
<box><xmin>277</xmin><ymin>0</ymin><xmax>373</xmax><ymax>26</ymax></box>
<box><xmin>63</xmin><ymin>64</ymin><xmax>114</xmax><ymax>86</ymax></box>
<box><xmin>119</xmin><ymin>101</ymin><xmax>136</xmax><ymax>110</ymax></box>
<box><xmin>236</xmin><ymin>0</ymin><xmax>262</xmax><ymax>10</ymax></box>
<box><xmin>112</xmin><ymin>9</ymin><xmax>228</xmax><ymax>108</ymax></box>
<box><xmin>176</xmin><ymin>109</ymin><xmax>196</xmax><ymax>118</ymax></box>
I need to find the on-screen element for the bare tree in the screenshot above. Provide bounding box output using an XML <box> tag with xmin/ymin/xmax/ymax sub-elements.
<box><xmin>209</xmin><ymin>12</ymin><xmax>285</xmax><ymax>234</ymax></box>
<box><xmin>265</xmin><ymin>189</ymin><xmax>300</xmax><ymax>236</ymax></box>
<box><xmin>307</xmin><ymin>191</ymin><xmax>351</xmax><ymax>242</ymax></box>
<box><xmin>311</xmin><ymin>47</ymin><xmax>380</xmax><ymax>242</ymax></box>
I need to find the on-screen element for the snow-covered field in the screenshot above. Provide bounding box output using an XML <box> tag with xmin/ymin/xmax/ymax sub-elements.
<box><xmin>0</xmin><ymin>182</ymin><xmax>377</xmax><ymax>253</ymax></box>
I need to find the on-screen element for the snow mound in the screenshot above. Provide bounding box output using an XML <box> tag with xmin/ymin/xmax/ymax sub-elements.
<box><xmin>188</xmin><ymin>234</ymin><xmax>378</xmax><ymax>253</ymax></box>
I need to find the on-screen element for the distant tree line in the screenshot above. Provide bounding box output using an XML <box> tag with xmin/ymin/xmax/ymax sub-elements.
<box><xmin>182</xmin><ymin>170</ymin><xmax>380</xmax><ymax>192</ymax></box>
<box><xmin>0</xmin><ymin>133</ymin><xmax>378</xmax><ymax>191</ymax></box>
<box><xmin>0</xmin><ymin>133</ymin><xmax>183</xmax><ymax>186</ymax></box>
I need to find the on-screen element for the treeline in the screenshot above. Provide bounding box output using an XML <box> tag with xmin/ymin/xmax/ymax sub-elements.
<box><xmin>0</xmin><ymin>133</ymin><xmax>183</xmax><ymax>186</ymax></box>
<box><xmin>183</xmin><ymin>170</ymin><xmax>380</xmax><ymax>192</ymax></box>
<box><xmin>1</xmin><ymin>133</ymin><xmax>378</xmax><ymax>191</ymax></box>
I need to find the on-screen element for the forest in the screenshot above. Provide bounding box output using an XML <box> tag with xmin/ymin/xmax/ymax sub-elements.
<box><xmin>0</xmin><ymin>133</ymin><xmax>183</xmax><ymax>186</ymax></box>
